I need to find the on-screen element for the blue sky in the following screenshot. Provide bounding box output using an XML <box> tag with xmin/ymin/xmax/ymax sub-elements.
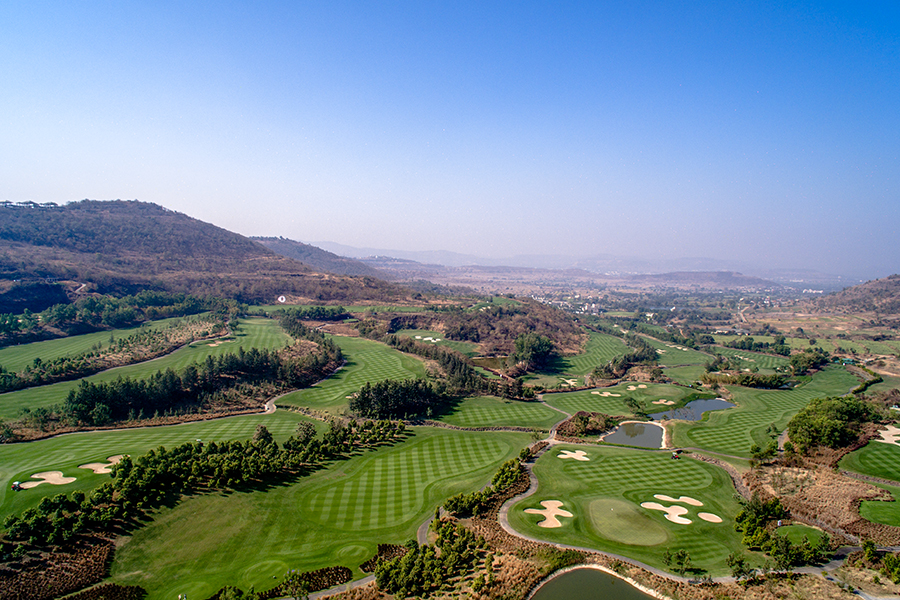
<box><xmin>2</xmin><ymin>1</ymin><xmax>898</xmax><ymax>278</ymax></box>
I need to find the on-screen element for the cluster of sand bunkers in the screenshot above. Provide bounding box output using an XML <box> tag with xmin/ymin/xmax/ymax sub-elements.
<box><xmin>413</xmin><ymin>335</ymin><xmax>442</xmax><ymax>343</ymax></box>
<box><xmin>876</xmin><ymin>425</ymin><xmax>900</xmax><ymax>447</ymax></box>
<box><xmin>14</xmin><ymin>455</ymin><xmax>124</xmax><ymax>490</ymax></box>
<box><xmin>591</xmin><ymin>384</ymin><xmax>674</xmax><ymax>406</ymax></box>
<box><xmin>522</xmin><ymin>451</ymin><xmax>722</xmax><ymax>530</ymax></box>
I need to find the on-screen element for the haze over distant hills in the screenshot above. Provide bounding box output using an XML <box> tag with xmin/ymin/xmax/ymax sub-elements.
<box><xmin>313</xmin><ymin>241</ymin><xmax>858</xmax><ymax>289</ymax></box>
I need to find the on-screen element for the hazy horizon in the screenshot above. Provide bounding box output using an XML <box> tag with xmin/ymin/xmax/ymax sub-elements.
<box><xmin>3</xmin><ymin>2</ymin><xmax>898</xmax><ymax>280</ymax></box>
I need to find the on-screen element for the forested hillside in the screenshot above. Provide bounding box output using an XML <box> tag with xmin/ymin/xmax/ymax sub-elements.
<box><xmin>0</xmin><ymin>200</ymin><xmax>410</xmax><ymax>309</ymax></box>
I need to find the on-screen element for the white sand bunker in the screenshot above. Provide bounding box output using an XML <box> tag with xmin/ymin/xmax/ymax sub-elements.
<box><xmin>641</xmin><ymin>495</ymin><xmax>722</xmax><ymax>525</ymax></box>
<box><xmin>626</xmin><ymin>384</ymin><xmax>648</xmax><ymax>391</ymax></box>
<box><xmin>79</xmin><ymin>455</ymin><xmax>125</xmax><ymax>474</ymax></box>
<box><xmin>654</xmin><ymin>494</ymin><xmax>703</xmax><ymax>506</ymax></box>
<box><xmin>641</xmin><ymin>502</ymin><xmax>692</xmax><ymax>524</ymax></box>
<box><xmin>562</xmin><ymin>378</ymin><xmax>579</xmax><ymax>386</ymax></box>
<box><xmin>656</xmin><ymin>349</ymin><xmax>666</xmax><ymax>354</ymax></box>
<box><xmin>19</xmin><ymin>471</ymin><xmax>76</xmax><ymax>489</ymax></box>
<box><xmin>652</xmin><ymin>399</ymin><xmax>675</xmax><ymax>405</ymax></box>
<box><xmin>876</xmin><ymin>425</ymin><xmax>900</xmax><ymax>446</ymax></box>
<box><xmin>558</xmin><ymin>450</ymin><xmax>590</xmax><ymax>461</ymax></box>
<box><xmin>525</xmin><ymin>500</ymin><xmax>574</xmax><ymax>528</ymax></box>
<box><xmin>591</xmin><ymin>391</ymin><xmax>621</xmax><ymax>397</ymax></box>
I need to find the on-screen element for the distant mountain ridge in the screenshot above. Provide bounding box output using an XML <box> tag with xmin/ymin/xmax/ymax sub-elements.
<box><xmin>815</xmin><ymin>274</ymin><xmax>900</xmax><ymax>314</ymax></box>
<box><xmin>0</xmin><ymin>200</ymin><xmax>407</xmax><ymax>311</ymax></box>
<box><xmin>313</xmin><ymin>241</ymin><xmax>853</xmax><ymax>288</ymax></box>
<box><xmin>252</xmin><ymin>236</ymin><xmax>393</xmax><ymax>280</ymax></box>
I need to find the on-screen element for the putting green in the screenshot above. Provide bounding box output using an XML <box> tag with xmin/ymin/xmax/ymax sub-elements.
<box><xmin>588</xmin><ymin>498</ymin><xmax>668</xmax><ymax>546</ymax></box>
<box><xmin>509</xmin><ymin>444</ymin><xmax>746</xmax><ymax>575</ymax></box>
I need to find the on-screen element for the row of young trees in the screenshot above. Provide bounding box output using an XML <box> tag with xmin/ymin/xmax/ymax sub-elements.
<box><xmin>443</xmin><ymin>458</ymin><xmax>523</xmax><ymax>517</ymax></box>
<box><xmin>374</xmin><ymin>522</ymin><xmax>484</xmax><ymax>598</ymax></box>
<box><xmin>2</xmin><ymin>420</ymin><xmax>405</xmax><ymax>549</ymax></box>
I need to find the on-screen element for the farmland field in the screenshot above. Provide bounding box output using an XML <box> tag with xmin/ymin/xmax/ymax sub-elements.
<box><xmin>508</xmin><ymin>444</ymin><xmax>749</xmax><ymax>575</ymax></box>
<box><xmin>0</xmin><ymin>317</ymin><xmax>291</xmax><ymax>421</ymax></box>
<box><xmin>109</xmin><ymin>427</ymin><xmax>528</xmax><ymax>599</ymax></box>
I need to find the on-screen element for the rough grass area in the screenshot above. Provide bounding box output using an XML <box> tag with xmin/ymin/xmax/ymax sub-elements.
<box><xmin>840</xmin><ymin>441</ymin><xmax>900</xmax><ymax>483</ymax></box>
<box><xmin>508</xmin><ymin>445</ymin><xmax>748</xmax><ymax>576</ymax></box>
<box><xmin>0</xmin><ymin>318</ymin><xmax>291</xmax><ymax>421</ymax></box>
<box><xmin>275</xmin><ymin>335</ymin><xmax>426</xmax><ymax>412</ymax></box>
<box><xmin>109</xmin><ymin>428</ymin><xmax>528</xmax><ymax>599</ymax></box>
<box><xmin>670</xmin><ymin>366</ymin><xmax>858</xmax><ymax>457</ymax></box>
<box><xmin>437</xmin><ymin>396</ymin><xmax>561</xmax><ymax>429</ymax></box>
<box><xmin>0</xmin><ymin>410</ymin><xmax>323</xmax><ymax>522</ymax></box>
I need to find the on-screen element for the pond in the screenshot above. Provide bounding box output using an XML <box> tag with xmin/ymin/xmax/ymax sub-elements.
<box><xmin>601</xmin><ymin>421</ymin><xmax>664</xmax><ymax>449</ymax></box>
<box><xmin>650</xmin><ymin>398</ymin><xmax>735</xmax><ymax>421</ymax></box>
<box><xmin>531</xmin><ymin>567</ymin><xmax>656</xmax><ymax>600</ymax></box>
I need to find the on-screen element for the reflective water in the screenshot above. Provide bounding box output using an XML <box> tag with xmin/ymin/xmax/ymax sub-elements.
<box><xmin>602</xmin><ymin>421</ymin><xmax>663</xmax><ymax>448</ymax></box>
<box><xmin>650</xmin><ymin>398</ymin><xmax>735</xmax><ymax>421</ymax></box>
<box><xmin>531</xmin><ymin>568</ymin><xmax>656</xmax><ymax>600</ymax></box>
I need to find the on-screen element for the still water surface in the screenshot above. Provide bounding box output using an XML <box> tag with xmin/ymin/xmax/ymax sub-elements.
<box><xmin>531</xmin><ymin>568</ymin><xmax>656</xmax><ymax>600</ymax></box>
<box><xmin>602</xmin><ymin>422</ymin><xmax>664</xmax><ymax>448</ymax></box>
<box><xmin>649</xmin><ymin>398</ymin><xmax>735</xmax><ymax>421</ymax></box>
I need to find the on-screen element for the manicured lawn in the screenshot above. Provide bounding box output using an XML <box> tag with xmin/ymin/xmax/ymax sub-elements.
<box><xmin>508</xmin><ymin>445</ymin><xmax>748</xmax><ymax>575</ymax></box>
<box><xmin>542</xmin><ymin>383</ymin><xmax>707</xmax><ymax>417</ymax></box>
<box><xmin>776</xmin><ymin>524</ymin><xmax>828</xmax><ymax>546</ymax></box>
<box><xmin>840</xmin><ymin>441</ymin><xmax>900</xmax><ymax>483</ymax></box>
<box><xmin>0</xmin><ymin>318</ymin><xmax>291</xmax><ymax>421</ymax></box>
<box><xmin>670</xmin><ymin>366</ymin><xmax>859</xmax><ymax>457</ymax></box>
<box><xmin>0</xmin><ymin>410</ymin><xmax>322</xmax><ymax>522</ymax></box>
<box><xmin>541</xmin><ymin>332</ymin><xmax>631</xmax><ymax>376</ymax></box>
<box><xmin>109</xmin><ymin>428</ymin><xmax>528</xmax><ymax>599</ymax></box>
<box><xmin>437</xmin><ymin>396</ymin><xmax>562</xmax><ymax>430</ymax></box>
<box><xmin>710</xmin><ymin>347</ymin><xmax>790</xmax><ymax>372</ymax></box>
<box><xmin>0</xmin><ymin>316</ymin><xmax>189</xmax><ymax>373</ymax></box>
<box><xmin>275</xmin><ymin>335</ymin><xmax>426</xmax><ymax>412</ymax></box>
<box><xmin>858</xmin><ymin>484</ymin><xmax>900</xmax><ymax>527</ymax></box>
<box><xmin>641</xmin><ymin>337</ymin><xmax>711</xmax><ymax>367</ymax></box>
<box><xmin>662</xmin><ymin>366</ymin><xmax>706</xmax><ymax>385</ymax></box>
<box><xmin>395</xmin><ymin>329</ymin><xmax>480</xmax><ymax>357</ymax></box>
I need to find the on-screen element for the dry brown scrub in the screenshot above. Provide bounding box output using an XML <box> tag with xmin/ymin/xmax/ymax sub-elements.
<box><xmin>746</xmin><ymin>465</ymin><xmax>900</xmax><ymax>545</ymax></box>
<box><xmin>0</xmin><ymin>536</ymin><xmax>114</xmax><ymax>600</ymax></box>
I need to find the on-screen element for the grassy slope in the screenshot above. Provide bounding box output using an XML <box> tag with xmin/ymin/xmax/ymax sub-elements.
<box><xmin>437</xmin><ymin>396</ymin><xmax>561</xmax><ymax>429</ymax></box>
<box><xmin>275</xmin><ymin>335</ymin><xmax>426</xmax><ymax>413</ymax></box>
<box><xmin>840</xmin><ymin>441</ymin><xmax>900</xmax><ymax>483</ymax></box>
<box><xmin>671</xmin><ymin>366</ymin><xmax>858</xmax><ymax>457</ymax></box>
<box><xmin>110</xmin><ymin>428</ymin><xmax>529</xmax><ymax>599</ymax></box>
<box><xmin>0</xmin><ymin>318</ymin><xmax>290</xmax><ymax>421</ymax></box>
<box><xmin>0</xmin><ymin>317</ymin><xmax>189</xmax><ymax>373</ymax></box>
<box><xmin>508</xmin><ymin>444</ymin><xmax>748</xmax><ymax>576</ymax></box>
